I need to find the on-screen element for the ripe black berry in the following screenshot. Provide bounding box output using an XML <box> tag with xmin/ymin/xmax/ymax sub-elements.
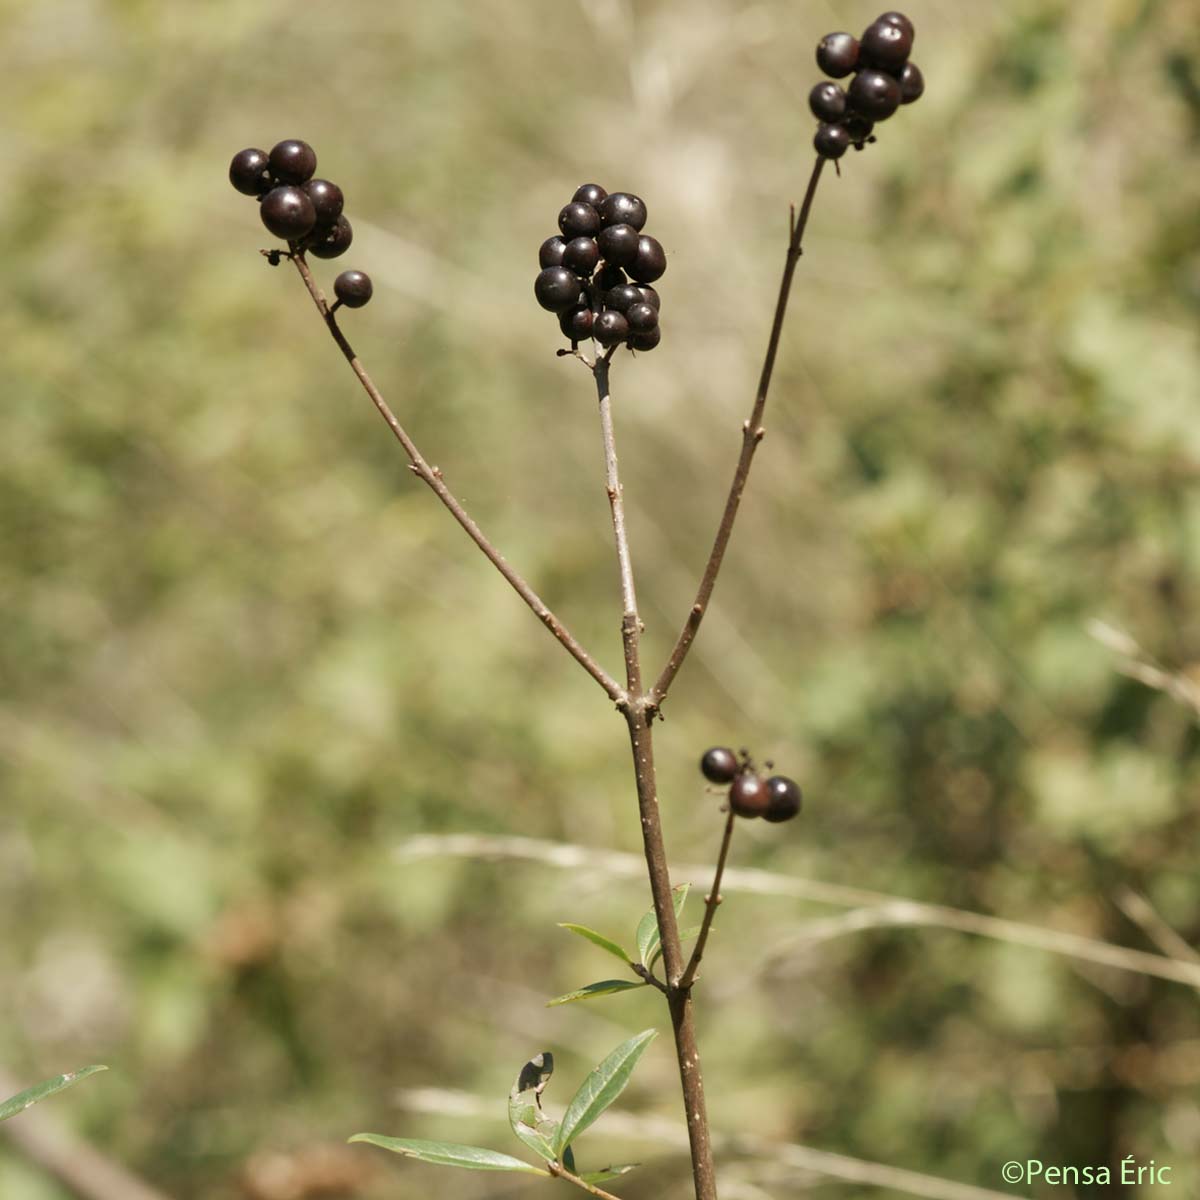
<box><xmin>595</xmin><ymin>264</ymin><xmax>627</xmax><ymax>292</ymax></box>
<box><xmin>268</xmin><ymin>139</ymin><xmax>317</xmax><ymax>185</ymax></box>
<box><xmin>229</xmin><ymin>147</ymin><xmax>271</xmax><ymax>196</ymax></box>
<box><xmin>876</xmin><ymin>11</ymin><xmax>915</xmax><ymax>40</ymax></box>
<box><xmin>844</xmin><ymin>114</ymin><xmax>875</xmax><ymax>145</ymax></box>
<box><xmin>539</xmin><ymin>236</ymin><xmax>567</xmax><ymax>268</ymax></box>
<box><xmin>573</xmin><ymin>183</ymin><xmax>607</xmax><ymax>206</ymax></box>
<box><xmin>594</xmin><ymin>310</ymin><xmax>629</xmax><ymax>347</ymax></box>
<box><xmin>605</xmin><ymin>283</ymin><xmax>643</xmax><ymax>314</ymax></box>
<box><xmin>597</xmin><ymin>223</ymin><xmax>640</xmax><ymax>269</ymax></box>
<box><xmin>898</xmin><ymin>61</ymin><xmax>924</xmax><ymax>104</ymax></box>
<box><xmin>814</xmin><ymin>122</ymin><xmax>851</xmax><ymax>160</ymax></box>
<box><xmin>534</xmin><ymin>266</ymin><xmax>582</xmax><ymax>313</ymax></box>
<box><xmin>763</xmin><ymin>775</ymin><xmax>802</xmax><ymax>823</ymax></box>
<box><xmin>848</xmin><ymin>69</ymin><xmax>902</xmax><ymax>120</ymax></box>
<box><xmin>728</xmin><ymin>771</ymin><xmax>769</xmax><ymax>818</ymax></box>
<box><xmin>629</xmin><ymin>235</ymin><xmax>666</xmax><ymax>283</ymax></box>
<box><xmin>625</xmin><ymin>302</ymin><xmax>658</xmax><ymax>334</ymax></box>
<box><xmin>637</xmin><ymin>285</ymin><xmax>660</xmax><ymax>311</ymax></box>
<box><xmin>558</xmin><ymin>202</ymin><xmax>600</xmax><ymax>239</ymax></box>
<box><xmin>307</xmin><ymin>214</ymin><xmax>353</xmax><ymax>258</ymax></box>
<box><xmin>860</xmin><ymin>19</ymin><xmax>912</xmax><ymax>71</ymax></box>
<box><xmin>334</xmin><ymin>270</ymin><xmax>373</xmax><ymax>308</ymax></box>
<box><xmin>809</xmin><ymin>82</ymin><xmax>847</xmax><ymax>122</ymax></box>
<box><xmin>260</xmin><ymin>185</ymin><xmax>317</xmax><ymax>240</ymax></box>
<box><xmin>303</xmin><ymin>179</ymin><xmax>344</xmax><ymax>227</ymax></box>
<box><xmin>816</xmin><ymin>32</ymin><xmax>859</xmax><ymax>78</ymax></box>
<box><xmin>630</xmin><ymin>326</ymin><xmax>662</xmax><ymax>352</ymax></box>
<box><xmin>559</xmin><ymin>305</ymin><xmax>594</xmax><ymax>341</ymax></box>
<box><xmin>563</xmin><ymin>236</ymin><xmax>600</xmax><ymax>276</ymax></box>
<box><xmin>598</xmin><ymin>192</ymin><xmax>647</xmax><ymax>231</ymax></box>
<box><xmin>700</xmin><ymin>747</ymin><xmax>739</xmax><ymax>784</ymax></box>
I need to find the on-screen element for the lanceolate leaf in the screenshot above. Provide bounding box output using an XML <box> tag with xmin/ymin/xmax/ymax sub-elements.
<box><xmin>555</xmin><ymin>1029</ymin><xmax>657</xmax><ymax>1154</ymax></box>
<box><xmin>636</xmin><ymin>884</ymin><xmax>691</xmax><ymax>967</ymax></box>
<box><xmin>509</xmin><ymin>1052</ymin><xmax>559</xmax><ymax>1161</ymax></box>
<box><xmin>547</xmin><ymin>979</ymin><xmax>645</xmax><ymax>1007</ymax></box>
<box><xmin>0</xmin><ymin>1066</ymin><xmax>107</xmax><ymax>1124</ymax></box>
<box><xmin>348</xmin><ymin>1135</ymin><xmax>549</xmax><ymax>1174</ymax></box>
<box><xmin>583</xmin><ymin>1163</ymin><xmax>640</xmax><ymax>1184</ymax></box>
<box><xmin>558</xmin><ymin>923</ymin><xmax>632</xmax><ymax>964</ymax></box>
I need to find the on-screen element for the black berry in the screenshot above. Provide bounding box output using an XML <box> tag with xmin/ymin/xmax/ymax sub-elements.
<box><xmin>559</xmin><ymin>305</ymin><xmax>594</xmax><ymax>341</ymax></box>
<box><xmin>229</xmin><ymin>147</ymin><xmax>271</xmax><ymax>196</ymax></box>
<box><xmin>594</xmin><ymin>310</ymin><xmax>629</xmax><ymax>347</ymax></box>
<box><xmin>605</xmin><ymin>283</ymin><xmax>643</xmax><ymax>313</ymax></box>
<box><xmin>848</xmin><ymin>69</ymin><xmax>902</xmax><ymax>120</ymax></box>
<box><xmin>728</xmin><ymin>771</ymin><xmax>769</xmax><ymax>818</ymax></box>
<box><xmin>573</xmin><ymin>183</ymin><xmax>608</xmax><ymax>206</ymax></box>
<box><xmin>630</xmin><ymin>326</ymin><xmax>662</xmax><ymax>352</ymax></box>
<box><xmin>809</xmin><ymin>82</ymin><xmax>847</xmax><ymax>122</ymax></box>
<box><xmin>595</xmin><ymin>264</ymin><xmax>627</xmax><ymax>292</ymax></box>
<box><xmin>763</xmin><ymin>775</ymin><xmax>803</xmax><ymax>823</ymax></box>
<box><xmin>268</xmin><ymin>139</ymin><xmax>317</xmax><ymax>185</ymax></box>
<box><xmin>629</xmin><ymin>235</ymin><xmax>666</xmax><ymax>283</ymax></box>
<box><xmin>597</xmin><ymin>223</ymin><xmax>640</xmax><ymax>269</ymax></box>
<box><xmin>558</xmin><ymin>202</ymin><xmax>600</xmax><ymax>239</ymax></box>
<box><xmin>307</xmin><ymin>214</ymin><xmax>353</xmax><ymax>258</ymax></box>
<box><xmin>534</xmin><ymin>266</ymin><xmax>581</xmax><ymax>313</ymax></box>
<box><xmin>260</xmin><ymin>185</ymin><xmax>317</xmax><ymax>240</ymax></box>
<box><xmin>816</xmin><ymin>32</ymin><xmax>859</xmax><ymax>78</ymax></box>
<box><xmin>859</xmin><ymin>19</ymin><xmax>912</xmax><ymax>71</ymax></box>
<box><xmin>598</xmin><ymin>192</ymin><xmax>647</xmax><ymax>231</ymax></box>
<box><xmin>637</xmin><ymin>285</ymin><xmax>661</xmax><ymax>311</ymax></box>
<box><xmin>334</xmin><ymin>270</ymin><xmax>373</xmax><ymax>308</ymax></box>
<box><xmin>700</xmin><ymin>747</ymin><xmax>739</xmax><ymax>784</ymax></box>
<box><xmin>303</xmin><ymin>179</ymin><xmax>344</xmax><ymax>227</ymax></box>
<box><xmin>814</xmin><ymin>122</ymin><xmax>851</xmax><ymax>160</ymax></box>
<box><xmin>876</xmin><ymin>11</ymin><xmax>915</xmax><ymax>40</ymax></box>
<box><xmin>625</xmin><ymin>302</ymin><xmax>658</xmax><ymax>334</ymax></box>
<box><xmin>898</xmin><ymin>61</ymin><xmax>924</xmax><ymax>104</ymax></box>
<box><xmin>845</xmin><ymin>115</ymin><xmax>875</xmax><ymax>145</ymax></box>
<box><xmin>539</xmin><ymin>236</ymin><xmax>567</xmax><ymax>268</ymax></box>
<box><xmin>563</xmin><ymin>236</ymin><xmax>600</xmax><ymax>276</ymax></box>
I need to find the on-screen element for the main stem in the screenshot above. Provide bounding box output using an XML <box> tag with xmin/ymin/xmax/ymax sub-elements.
<box><xmin>594</xmin><ymin>360</ymin><xmax>717</xmax><ymax>1200</ymax></box>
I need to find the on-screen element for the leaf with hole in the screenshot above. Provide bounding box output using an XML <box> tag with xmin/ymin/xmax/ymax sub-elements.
<box><xmin>508</xmin><ymin>1052</ymin><xmax>559</xmax><ymax>1161</ymax></box>
<box><xmin>0</xmin><ymin>1066</ymin><xmax>107</xmax><ymax>1124</ymax></box>
<box><xmin>558</xmin><ymin>923</ymin><xmax>632</xmax><ymax>964</ymax></box>
<box><xmin>555</xmin><ymin>1028</ymin><xmax>657</xmax><ymax>1154</ymax></box>
<box><xmin>547</xmin><ymin>979</ymin><xmax>645</xmax><ymax>1007</ymax></box>
<box><xmin>348</xmin><ymin>1135</ymin><xmax>549</xmax><ymax>1174</ymax></box>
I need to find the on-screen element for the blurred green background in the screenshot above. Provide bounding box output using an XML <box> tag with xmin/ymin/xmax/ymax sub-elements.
<box><xmin>2</xmin><ymin>0</ymin><xmax>1199</xmax><ymax>1197</ymax></box>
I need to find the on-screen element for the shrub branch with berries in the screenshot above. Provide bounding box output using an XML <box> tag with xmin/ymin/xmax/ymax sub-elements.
<box><xmin>228</xmin><ymin>18</ymin><xmax>922</xmax><ymax>1199</ymax></box>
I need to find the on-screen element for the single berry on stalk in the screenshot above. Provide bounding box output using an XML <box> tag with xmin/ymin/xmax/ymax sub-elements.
<box><xmin>848</xmin><ymin>68</ymin><xmax>902</xmax><ymax>120</ymax></box>
<box><xmin>307</xmin><ymin>214</ymin><xmax>353</xmax><ymax>258</ymax></box>
<box><xmin>268</xmin><ymin>139</ymin><xmax>317</xmax><ymax>185</ymax></box>
<box><xmin>898</xmin><ymin>61</ymin><xmax>924</xmax><ymax>103</ymax></box>
<box><xmin>539</xmin><ymin>236</ymin><xmax>567</xmax><ymax>268</ymax></box>
<box><xmin>334</xmin><ymin>270</ymin><xmax>373</xmax><ymax>308</ymax></box>
<box><xmin>594</xmin><ymin>309</ymin><xmax>629</xmax><ymax>347</ymax></box>
<box><xmin>559</xmin><ymin>305</ymin><xmax>594</xmax><ymax>341</ymax></box>
<box><xmin>260</xmin><ymin>185</ymin><xmax>317</xmax><ymax>240</ymax></box>
<box><xmin>629</xmin><ymin>234</ymin><xmax>666</xmax><ymax>283</ymax></box>
<box><xmin>729</xmin><ymin>771</ymin><xmax>770</xmax><ymax>818</ymax></box>
<box><xmin>630</xmin><ymin>326</ymin><xmax>662</xmax><ymax>352</ymax></box>
<box><xmin>605</xmin><ymin>283</ymin><xmax>644</xmax><ymax>314</ymax></box>
<box><xmin>563</xmin><ymin>236</ymin><xmax>600</xmax><ymax>276</ymax></box>
<box><xmin>558</xmin><ymin>201</ymin><xmax>600</xmax><ymax>239</ymax></box>
<box><xmin>303</xmin><ymin>179</ymin><xmax>344</xmax><ymax>226</ymax></box>
<box><xmin>762</xmin><ymin>776</ymin><xmax>802</xmax><ymax>823</ymax></box>
<box><xmin>534</xmin><ymin>266</ymin><xmax>582</xmax><ymax>313</ymax></box>
<box><xmin>814</xmin><ymin>122</ymin><xmax>851</xmax><ymax>160</ymax></box>
<box><xmin>816</xmin><ymin>32</ymin><xmax>859</xmax><ymax>77</ymax></box>
<box><xmin>809</xmin><ymin>82</ymin><xmax>847</xmax><ymax>122</ymax></box>
<box><xmin>573</xmin><ymin>182</ymin><xmax>607</xmax><ymax>206</ymax></box>
<box><xmin>625</xmin><ymin>302</ymin><xmax>658</xmax><ymax>334</ymax></box>
<box><xmin>700</xmin><ymin>747</ymin><xmax>739</xmax><ymax>785</ymax></box>
<box><xmin>597</xmin><ymin>223</ymin><xmax>640</xmax><ymax>269</ymax></box>
<box><xmin>598</xmin><ymin>192</ymin><xmax>647</xmax><ymax>231</ymax></box>
<box><xmin>859</xmin><ymin>19</ymin><xmax>912</xmax><ymax>71</ymax></box>
<box><xmin>229</xmin><ymin>147</ymin><xmax>271</xmax><ymax>195</ymax></box>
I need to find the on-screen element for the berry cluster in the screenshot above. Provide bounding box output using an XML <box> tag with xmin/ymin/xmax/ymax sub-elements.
<box><xmin>700</xmin><ymin>747</ymin><xmax>802</xmax><ymax>824</ymax></box>
<box><xmin>534</xmin><ymin>185</ymin><xmax>666</xmax><ymax>353</ymax></box>
<box><xmin>809</xmin><ymin>11</ymin><xmax>924</xmax><ymax>160</ymax></box>
<box><xmin>229</xmin><ymin>139</ymin><xmax>374</xmax><ymax>311</ymax></box>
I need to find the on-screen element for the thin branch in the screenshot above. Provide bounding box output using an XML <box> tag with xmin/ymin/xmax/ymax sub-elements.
<box><xmin>679</xmin><ymin>809</ymin><xmax>736</xmax><ymax>989</ymax></box>
<box><xmin>1114</xmin><ymin>886</ymin><xmax>1200</xmax><ymax>965</ymax></box>
<box><xmin>286</xmin><ymin>251</ymin><xmax>624</xmax><ymax>704</ymax></box>
<box><xmin>548</xmin><ymin>1160</ymin><xmax>625</xmax><ymax>1200</ymax></box>
<box><xmin>650</xmin><ymin>157</ymin><xmax>827</xmax><ymax>707</ymax></box>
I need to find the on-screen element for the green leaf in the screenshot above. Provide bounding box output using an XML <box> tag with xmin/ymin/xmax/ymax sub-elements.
<box><xmin>547</xmin><ymin>980</ymin><xmax>645</xmax><ymax>1007</ymax></box>
<box><xmin>650</xmin><ymin>922</ymin><xmax>703</xmax><ymax>972</ymax></box>
<box><xmin>555</xmin><ymin>1029</ymin><xmax>657</xmax><ymax>1154</ymax></box>
<box><xmin>509</xmin><ymin>1052</ymin><xmax>558</xmax><ymax>1162</ymax></box>
<box><xmin>636</xmin><ymin>884</ymin><xmax>691</xmax><ymax>967</ymax></box>
<box><xmin>558</xmin><ymin>923</ymin><xmax>632</xmax><ymax>964</ymax></box>
<box><xmin>0</xmin><ymin>1066</ymin><xmax>107</xmax><ymax>1124</ymax></box>
<box><xmin>582</xmin><ymin>1163</ymin><xmax>640</xmax><ymax>1184</ymax></box>
<box><xmin>348</xmin><ymin>1135</ymin><xmax>549</xmax><ymax>1174</ymax></box>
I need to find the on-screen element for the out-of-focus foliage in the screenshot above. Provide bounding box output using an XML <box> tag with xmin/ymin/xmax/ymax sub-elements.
<box><xmin>2</xmin><ymin>1</ymin><xmax>1198</xmax><ymax>1198</ymax></box>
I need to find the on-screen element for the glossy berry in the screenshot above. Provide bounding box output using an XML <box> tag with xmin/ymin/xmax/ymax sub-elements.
<box><xmin>763</xmin><ymin>775</ymin><xmax>803</xmax><ymax>824</ymax></box>
<box><xmin>898</xmin><ymin>61</ymin><xmax>924</xmax><ymax>103</ymax></box>
<box><xmin>598</xmin><ymin>192</ymin><xmax>647</xmax><ymax>231</ymax></box>
<box><xmin>539</xmin><ymin>236</ymin><xmax>567</xmax><ymax>268</ymax></box>
<box><xmin>597</xmin><ymin>223</ymin><xmax>639</xmax><ymax>269</ymax></box>
<box><xmin>594</xmin><ymin>309</ymin><xmax>629</xmax><ymax>347</ymax></box>
<box><xmin>268</xmin><ymin>139</ymin><xmax>317</xmax><ymax>185</ymax></box>
<box><xmin>334</xmin><ymin>270</ymin><xmax>373</xmax><ymax>308</ymax></box>
<box><xmin>605</xmin><ymin>284</ymin><xmax>643</xmax><ymax>314</ymax></box>
<box><xmin>559</xmin><ymin>305</ymin><xmax>594</xmax><ymax>341</ymax></box>
<box><xmin>700</xmin><ymin>747</ymin><xmax>739</xmax><ymax>784</ymax></box>
<box><xmin>809</xmin><ymin>82</ymin><xmax>847</xmax><ymax>122</ymax></box>
<box><xmin>848</xmin><ymin>69</ymin><xmax>902</xmax><ymax>120</ymax></box>
<box><xmin>563</xmin><ymin>236</ymin><xmax>600</xmax><ymax>276</ymax></box>
<box><xmin>629</xmin><ymin>235</ymin><xmax>666</xmax><ymax>283</ymax></box>
<box><xmin>637</xmin><ymin>285</ymin><xmax>661</xmax><ymax>311</ymax></box>
<box><xmin>558</xmin><ymin>202</ymin><xmax>600</xmax><ymax>239</ymax></box>
<box><xmin>630</xmin><ymin>326</ymin><xmax>662</xmax><ymax>352</ymax></box>
<box><xmin>534</xmin><ymin>266</ymin><xmax>581</xmax><ymax>313</ymax></box>
<box><xmin>816</xmin><ymin>32</ymin><xmax>859</xmax><ymax>78</ymax></box>
<box><xmin>814</xmin><ymin>122</ymin><xmax>851</xmax><ymax>160</ymax></box>
<box><xmin>876</xmin><ymin>11</ymin><xmax>915</xmax><ymax>40</ymax></box>
<box><xmin>860</xmin><ymin>19</ymin><xmax>912</xmax><ymax>70</ymax></box>
<box><xmin>573</xmin><ymin>183</ymin><xmax>608</xmax><ymax>206</ymax></box>
<box><xmin>307</xmin><ymin>214</ymin><xmax>353</xmax><ymax>258</ymax></box>
<box><xmin>595</xmin><ymin>264</ymin><xmax>627</xmax><ymax>292</ymax></box>
<box><xmin>260</xmin><ymin>186</ymin><xmax>316</xmax><ymax>240</ymax></box>
<box><xmin>303</xmin><ymin>178</ymin><xmax>344</xmax><ymax>227</ymax></box>
<box><xmin>625</xmin><ymin>302</ymin><xmax>658</xmax><ymax>334</ymax></box>
<box><xmin>728</xmin><ymin>771</ymin><xmax>770</xmax><ymax>818</ymax></box>
<box><xmin>844</xmin><ymin>114</ymin><xmax>875</xmax><ymax>145</ymax></box>
<box><xmin>229</xmin><ymin>147</ymin><xmax>271</xmax><ymax>195</ymax></box>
